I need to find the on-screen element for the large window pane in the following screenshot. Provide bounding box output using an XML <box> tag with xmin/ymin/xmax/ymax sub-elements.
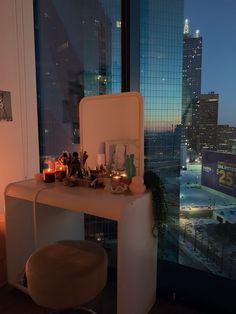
<box><xmin>34</xmin><ymin>0</ymin><xmax>121</xmax><ymax>161</ymax></box>
<box><xmin>141</xmin><ymin>0</ymin><xmax>184</xmax><ymax>262</ymax></box>
<box><xmin>179</xmin><ymin>0</ymin><xmax>236</xmax><ymax>280</ymax></box>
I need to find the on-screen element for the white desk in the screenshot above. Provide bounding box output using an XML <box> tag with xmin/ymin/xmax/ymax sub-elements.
<box><xmin>5</xmin><ymin>179</ymin><xmax>157</xmax><ymax>314</ymax></box>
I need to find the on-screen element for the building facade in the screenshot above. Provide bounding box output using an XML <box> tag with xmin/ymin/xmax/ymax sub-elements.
<box><xmin>141</xmin><ymin>0</ymin><xmax>183</xmax><ymax>178</ymax></box>
<box><xmin>182</xmin><ymin>19</ymin><xmax>202</xmax><ymax>159</ymax></box>
<box><xmin>34</xmin><ymin>0</ymin><xmax>117</xmax><ymax>160</ymax></box>
<box><xmin>217</xmin><ymin>124</ymin><xmax>236</xmax><ymax>152</ymax></box>
<box><xmin>199</xmin><ymin>92</ymin><xmax>218</xmax><ymax>152</ymax></box>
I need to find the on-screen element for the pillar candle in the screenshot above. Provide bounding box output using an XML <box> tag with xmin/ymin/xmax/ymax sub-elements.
<box><xmin>43</xmin><ymin>169</ymin><xmax>55</xmax><ymax>183</ymax></box>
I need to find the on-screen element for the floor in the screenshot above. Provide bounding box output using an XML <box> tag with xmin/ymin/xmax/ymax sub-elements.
<box><xmin>0</xmin><ymin>283</ymin><xmax>219</xmax><ymax>314</ymax></box>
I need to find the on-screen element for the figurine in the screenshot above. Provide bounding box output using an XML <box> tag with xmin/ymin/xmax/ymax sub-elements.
<box><xmin>58</xmin><ymin>151</ymin><xmax>71</xmax><ymax>166</ymax></box>
<box><xmin>68</xmin><ymin>152</ymin><xmax>82</xmax><ymax>177</ymax></box>
<box><xmin>114</xmin><ymin>143</ymin><xmax>126</xmax><ymax>170</ymax></box>
<box><xmin>125</xmin><ymin>154</ymin><xmax>136</xmax><ymax>178</ymax></box>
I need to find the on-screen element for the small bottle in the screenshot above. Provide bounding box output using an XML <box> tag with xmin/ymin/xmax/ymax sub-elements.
<box><xmin>125</xmin><ymin>154</ymin><xmax>136</xmax><ymax>178</ymax></box>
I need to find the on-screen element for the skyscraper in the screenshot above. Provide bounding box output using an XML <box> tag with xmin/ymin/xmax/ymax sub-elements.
<box><xmin>141</xmin><ymin>0</ymin><xmax>184</xmax><ymax>178</ymax></box>
<box><xmin>140</xmin><ymin>0</ymin><xmax>184</xmax><ymax>262</ymax></box>
<box><xmin>182</xmin><ymin>19</ymin><xmax>202</xmax><ymax>158</ymax></box>
<box><xmin>217</xmin><ymin>124</ymin><xmax>236</xmax><ymax>152</ymax></box>
<box><xmin>199</xmin><ymin>92</ymin><xmax>218</xmax><ymax>152</ymax></box>
<box><xmin>34</xmin><ymin>0</ymin><xmax>113</xmax><ymax>158</ymax></box>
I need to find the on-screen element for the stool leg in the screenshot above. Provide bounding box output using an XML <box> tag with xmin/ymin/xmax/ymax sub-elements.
<box><xmin>77</xmin><ymin>306</ymin><xmax>97</xmax><ymax>314</ymax></box>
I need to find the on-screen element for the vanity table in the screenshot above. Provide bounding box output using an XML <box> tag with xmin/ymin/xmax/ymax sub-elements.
<box><xmin>5</xmin><ymin>179</ymin><xmax>157</xmax><ymax>314</ymax></box>
<box><xmin>5</xmin><ymin>92</ymin><xmax>157</xmax><ymax>313</ymax></box>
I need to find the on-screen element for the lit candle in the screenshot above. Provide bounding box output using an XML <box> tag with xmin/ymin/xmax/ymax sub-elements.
<box><xmin>112</xmin><ymin>175</ymin><xmax>122</xmax><ymax>183</ymax></box>
<box><xmin>120</xmin><ymin>172</ymin><xmax>130</xmax><ymax>184</ymax></box>
<box><xmin>43</xmin><ymin>168</ymin><xmax>55</xmax><ymax>183</ymax></box>
<box><xmin>55</xmin><ymin>164</ymin><xmax>67</xmax><ymax>181</ymax></box>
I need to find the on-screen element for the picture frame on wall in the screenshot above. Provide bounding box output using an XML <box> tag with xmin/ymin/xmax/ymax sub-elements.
<box><xmin>0</xmin><ymin>90</ymin><xmax>13</xmax><ymax>122</ymax></box>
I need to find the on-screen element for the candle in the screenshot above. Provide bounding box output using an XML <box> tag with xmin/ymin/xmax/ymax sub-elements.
<box><xmin>120</xmin><ymin>172</ymin><xmax>131</xmax><ymax>184</ymax></box>
<box><xmin>43</xmin><ymin>168</ymin><xmax>55</xmax><ymax>183</ymax></box>
<box><xmin>55</xmin><ymin>164</ymin><xmax>68</xmax><ymax>181</ymax></box>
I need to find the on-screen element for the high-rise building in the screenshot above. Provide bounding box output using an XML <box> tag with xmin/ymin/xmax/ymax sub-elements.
<box><xmin>140</xmin><ymin>0</ymin><xmax>184</xmax><ymax>263</ymax></box>
<box><xmin>199</xmin><ymin>92</ymin><xmax>218</xmax><ymax>152</ymax></box>
<box><xmin>182</xmin><ymin>19</ymin><xmax>202</xmax><ymax>158</ymax></box>
<box><xmin>141</xmin><ymin>0</ymin><xmax>184</xmax><ymax>178</ymax></box>
<box><xmin>34</xmin><ymin>0</ymin><xmax>113</xmax><ymax>159</ymax></box>
<box><xmin>217</xmin><ymin>124</ymin><xmax>236</xmax><ymax>152</ymax></box>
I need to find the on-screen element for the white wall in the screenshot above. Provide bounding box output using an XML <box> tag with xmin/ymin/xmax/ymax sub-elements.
<box><xmin>0</xmin><ymin>0</ymin><xmax>39</xmax><ymax>214</ymax></box>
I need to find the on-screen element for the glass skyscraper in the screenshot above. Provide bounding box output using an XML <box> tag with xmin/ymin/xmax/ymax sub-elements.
<box><xmin>141</xmin><ymin>0</ymin><xmax>183</xmax><ymax>177</ymax></box>
<box><xmin>182</xmin><ymin>19</ymin><xmax>202</xmax><ymax>158</ymax></box>
<box><xmin>34</xmin><ymin>0</ymin><xmax>121</xmax><ymax>160</ymax></box>
<box><xmin>140</xmin><ymin>0</ymin><xmax>184</xmax><ymax>262</ymax></box>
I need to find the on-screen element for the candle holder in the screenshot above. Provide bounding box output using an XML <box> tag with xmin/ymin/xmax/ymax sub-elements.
<box><xmin>43</xmin><ymin>169</ymin><xmax>55</xmax><ymax>183</ymax></box>
<box><xmin>55</xmin><ymin>165</ymin><xmax>68</xmax><ymax>181</ymax></box>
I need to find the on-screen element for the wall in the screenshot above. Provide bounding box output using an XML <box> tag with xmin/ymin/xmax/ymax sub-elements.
<box><xmin>0</xmin><ymin>0</ymin><xmax>39</xmax><ymax>215</ymax></box>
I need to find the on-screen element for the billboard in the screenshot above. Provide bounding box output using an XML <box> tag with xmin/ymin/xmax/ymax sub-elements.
<box><xmin>201</xmin><ymin>150</ymin><xmax>236</xmax><ymax>197</ymax></box>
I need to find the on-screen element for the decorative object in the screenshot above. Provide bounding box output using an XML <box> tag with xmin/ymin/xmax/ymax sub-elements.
<box><xmin>43</xmin><ymin>159</ymin><xmax>56</xmax><ymax>183</ymax></box>
<box><xmin>105</xmin><ymin>139</ymin><xmax>139</xmax><ymax>172</ymax></box>
<box><xmin>55</xmin><ymin>164</ymin><xmax>68</xmax><ymax>181</ymax></box>
<box><xmin>125</xmin><ymin>154</ymin><xmax>136</xmax><ymax>178</ymax></box>
<box><xmin>68</xmin><ymin>152</ymin><xmax>82</xmax><ymax>178</ymax></box>
<box><xmin>129</xmin><ymin>176</ymin><xmax>146</xmax><ymax>194</ymax></box>
<box><xmin>43</xmin><ymin>169</ymin><xmax>55</xmax><ymax>183</ymax></box>
<box><xmin>0</xmin><ymin>90</ymin><xmax>13</xmax><ymax>121</ymax></box>
<box><xmin>57</xmin><ymin>151</ymin><xmax>71</xmax><ymax>166</ymax></box>
<box><xmin>105</xmin><ymin>181</ymin><xmax>128</xmax><ymax>194</ymax></box>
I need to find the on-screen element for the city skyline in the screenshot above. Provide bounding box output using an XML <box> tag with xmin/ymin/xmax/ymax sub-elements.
<box><xmin>185</xmin><ymin>0</ymin><xmax>236</xmax><ymax>127</ymax></box>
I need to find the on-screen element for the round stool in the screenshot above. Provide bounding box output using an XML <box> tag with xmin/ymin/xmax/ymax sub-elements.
<box><xmin>25</xmin><ymin>240</ymin><xmax>108</xmax><ymax>312</ymax></box>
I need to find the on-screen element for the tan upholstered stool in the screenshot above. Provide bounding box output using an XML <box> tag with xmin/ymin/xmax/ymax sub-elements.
<box><xmin>25</xmin><ymin>240</ymin><xmax>108</xmax><ymax>313</ymax></box>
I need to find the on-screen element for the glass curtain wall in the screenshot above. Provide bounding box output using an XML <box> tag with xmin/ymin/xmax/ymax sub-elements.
<box><xmin>140</xmin><ymin>0</ymin><xmax>184</xmax><ymax>262</ymax></box>
<box><xmin>34</xmin><ymin>0</ymin><xmax>121</xmax><ymax>244</ymax></box>
<box><xmin>34</xmin><ymin>0</ymin><xmax>121</xmax><ymax>162</ymax></box>
<box><xmin>179</xmin><ymin>0</ymin><xmax>236</xmax><ymax>282</ymax></box>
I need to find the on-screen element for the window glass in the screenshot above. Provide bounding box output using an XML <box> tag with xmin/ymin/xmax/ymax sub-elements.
<box><xmin>141</xmin><ymin>0</ymin><xmax>184</xmax><ymax>262</ymax></box>
<box><xmin>179</xmin><ymin>0</ymin><xmax>236</xmax><ymax>280</ymax></box>
<box><xmin>34</xmin><ymin>0</ymin><xmax>121</xmax><ymax>161</ymax></box>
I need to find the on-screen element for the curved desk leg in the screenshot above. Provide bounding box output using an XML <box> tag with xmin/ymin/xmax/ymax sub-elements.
<box><xmin>117</xmin><ymin>194</ymin><xmax>157</xmax><ymax>314</ymax></box>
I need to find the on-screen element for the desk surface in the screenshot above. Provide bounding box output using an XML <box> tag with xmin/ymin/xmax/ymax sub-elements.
<box><xmin>5</xmin><ymin>179</ymin><xmax>150</xmax><ymax>221</ymax></box>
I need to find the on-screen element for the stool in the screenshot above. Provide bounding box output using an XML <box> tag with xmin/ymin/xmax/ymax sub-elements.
<box><xmin>25</xmin><ymin>240</ymin><xmax>108</xmax><ymax>313</ymax></box>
